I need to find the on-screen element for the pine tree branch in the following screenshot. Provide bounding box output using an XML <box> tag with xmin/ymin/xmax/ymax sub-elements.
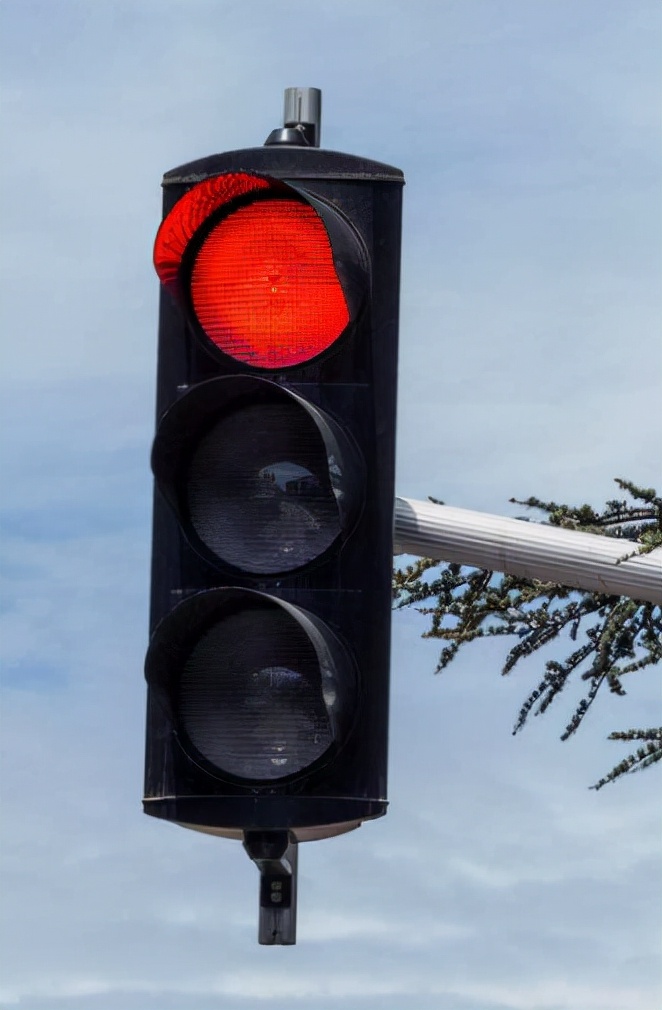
<box><xmin>393</xmin><ymin>478</ymin><xmax>662</xmax><ymax>789</ymax></box>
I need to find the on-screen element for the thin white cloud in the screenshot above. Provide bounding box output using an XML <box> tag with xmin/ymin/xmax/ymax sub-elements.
<box><xmin>444</xmin><ymin>979</ymin><xmax>658</xmax><ymax>1010</ymax></box>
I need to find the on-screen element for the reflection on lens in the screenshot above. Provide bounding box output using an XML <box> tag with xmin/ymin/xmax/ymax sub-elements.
<box><xmin>179</xmin><ymin>607</ymin><xmax>337</xmax><ymax>780</ymax></box>
<box><xmin>186</xmin><ymin>401</ymin><xmax>342</xmax><ymax>573</ymax></box>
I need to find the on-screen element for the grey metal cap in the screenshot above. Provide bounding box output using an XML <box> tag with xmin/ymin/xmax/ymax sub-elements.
<box><xmin>265</xmin><ymin>87</ymin><xmax>322</xmax><ymax>148</ymax></box>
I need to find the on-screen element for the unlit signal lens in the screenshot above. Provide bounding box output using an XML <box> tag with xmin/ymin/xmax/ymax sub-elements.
<box><xmin>186</xmin><ymin>399</ymin><xmax>342</xmax><ymax>574</ymax></box>
<box><xmin>179</xmin><ymin>607</ymin><xmax>334</xmax><ymax>781</ymax></box>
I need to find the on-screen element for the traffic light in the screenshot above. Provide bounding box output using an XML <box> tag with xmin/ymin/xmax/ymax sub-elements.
<box><xmin>143</xmin><ymin>89</ymin><xmax>404</xmax><ymax>941</ymax></box>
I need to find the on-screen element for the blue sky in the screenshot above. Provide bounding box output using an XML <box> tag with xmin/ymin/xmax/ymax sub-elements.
<box><xmin>1</xmin><ymin>2</ymin><xmax>660</xmax><ymax>1008</ymax></box>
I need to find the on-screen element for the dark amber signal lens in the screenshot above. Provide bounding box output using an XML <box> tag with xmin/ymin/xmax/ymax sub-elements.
<box><xmin>190</xmin><ymin>199</ymin><xmax>349</xmax><ymax>369</ymax></box>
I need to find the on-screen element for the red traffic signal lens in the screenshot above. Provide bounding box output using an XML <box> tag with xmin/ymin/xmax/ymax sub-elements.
<box><xmin>190</xmin><ymin>199</ymin><xmax>349</xmax><ymax>368</ymax></box>
<box><xmin>154</xmin><ymin>173</ymin><xmax>365</xmax><ymax>370</ymax></box>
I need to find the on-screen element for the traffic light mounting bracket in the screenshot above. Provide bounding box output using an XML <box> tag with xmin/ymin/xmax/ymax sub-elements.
<box><xmin>243</xmin><ymin>830</ymin><xmax>298</xmax><ymax>945</ymax></box>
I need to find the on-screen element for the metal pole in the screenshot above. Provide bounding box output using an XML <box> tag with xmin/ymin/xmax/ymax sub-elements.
<box><xmin>394</xmin><ymin>497</ymin><xmax>662</xmax><ymax>605</ymax></box>
<box><xmin>243</xmin><ymin>831</ymin><xmax>298</xmax><ymax>945</ymax></box>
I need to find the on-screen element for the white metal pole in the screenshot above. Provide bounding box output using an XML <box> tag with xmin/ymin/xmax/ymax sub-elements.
<box><xmin>394</xmin><ymin>497</ymin><xmax>662</xmax><ymax>606</ymax></box>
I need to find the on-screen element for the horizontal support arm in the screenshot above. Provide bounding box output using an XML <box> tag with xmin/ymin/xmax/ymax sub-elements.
<box><xmin>394</xmin><ymin>497</ymin><xmax>662</xmax><ymax>606</ymax></box>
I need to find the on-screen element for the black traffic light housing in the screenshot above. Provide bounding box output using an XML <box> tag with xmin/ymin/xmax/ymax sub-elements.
<box><xmin>144</xmin><ymin>93</ymin><xmax>404</xmax><ymax>941</ymax></box>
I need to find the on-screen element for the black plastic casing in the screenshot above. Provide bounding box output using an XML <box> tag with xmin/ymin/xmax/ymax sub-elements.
<box><xmin>144</xmin><ymin>146</ymin><xmax>404</xmax><ymax>841</ymax></box>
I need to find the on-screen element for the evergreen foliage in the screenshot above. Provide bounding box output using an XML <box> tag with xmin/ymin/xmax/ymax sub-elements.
<box><xmin>392</xmin><ymin>479</ymin><xmax>662</xmax><ymax>788</ymax></box>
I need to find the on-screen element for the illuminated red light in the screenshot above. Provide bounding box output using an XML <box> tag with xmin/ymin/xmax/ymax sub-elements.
<box><xmin>153</xmin><ymin>173</ymin><xmax>351</xmax><ymax>370</ymax></box>
<box><xmin>191</xmin><ymin>199</ymin><xmax>349</xmax><ymax>368</ymax></box>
